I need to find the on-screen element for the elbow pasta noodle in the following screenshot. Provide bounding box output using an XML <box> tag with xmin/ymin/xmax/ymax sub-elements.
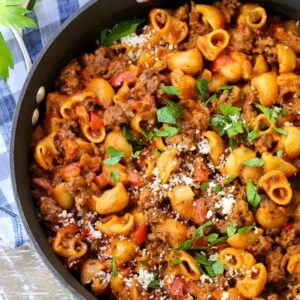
<box><xmin>30</xmin><ymin>2</ymin><xmax>300</xmax><ymax>299</ymax></box>
<box><xmin>251</xmin><ymin>72</ymin><xmax>278</xmax><ymax>107</ymax></box>
<box><xmin>195</xmin><ymin>4</ymin><xmax>226</xmax><ymax>30</ymax></box>
<box><xmin>258</xmin><ymin>170</ymin><xmax>292</xmax><ymax>205</ymax></box>
<box><xmin>197</xmin><ymin>29</ymin><xmax>230</xmax><ymax>61</ymax></box>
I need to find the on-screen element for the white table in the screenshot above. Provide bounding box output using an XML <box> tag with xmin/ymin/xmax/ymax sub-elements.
<box><xmin>0</xmin><ymin>239</ymin><xmax>76</xmax><ymax>300</ymax></box>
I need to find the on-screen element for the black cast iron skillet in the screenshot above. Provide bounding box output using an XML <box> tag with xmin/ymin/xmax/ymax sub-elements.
<box><xmin>10</xmin><ymin>0</ymin><xmax>300</xmax><ymax>299</ymax></box>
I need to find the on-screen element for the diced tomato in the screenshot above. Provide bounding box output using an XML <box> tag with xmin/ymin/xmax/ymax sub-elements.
<box><xmin>212</xmin><ymin>291</ymin><xmax>223</xmax><ymax>300</ymax></box>
<box><xmin>133</xmin><ymin>225</ymin><xmax>148</xmax><ymax>245</ymax></box>
<box><xmin>193</xmin><ymin>198</ymin><xmax>207</xmax><ymax>224</ymax></box>
<box><xmin>109</xmin><ymin>71</ymin><xmax>134</xmax><ymax>87</ymax></box>
<box><xmin>62</xmin><ymin>224</ymin><xmax>78</xmax><ymax>234</ymax></box>
<box><xmin>94</xmin><ymin>172</ymin><xmax>111</xmax><ymax>189</ymax></box>
<box><xmin>127</xmin><ymin>170</ymin><xmax>143</xmax><ymax>187</ymax></box>
<box><xmin>90</xmin><ymin>112</ymin><xmax>103</xmax><ymax>131</ymax></box>
<box><xmin>61</xmin><ymin>163</ymin><xmax>81</xmax><ymax>180</ymax></box>
<box><xmin>194</xmin><ymin>159</ymin><xmax>209</xmax><ymax>183</ymax></box>
<box><xmin>192</xmin><ymin>236</ymin><xmax>208</xmax><ymax>247</ymax></box>
<box><xmin>212</xmin><ymin>54</ymin><xmax>235</xmax><ymax>73</ymax></box>
<box><xmin>170</xmin><ymin>277</ymin><xmax>185</xmax><ymax>297</ymax></box>
<box><xmin>283</xmin><ymin>222</ymin><xmax>294</xmax><ymax>231</ymax></box>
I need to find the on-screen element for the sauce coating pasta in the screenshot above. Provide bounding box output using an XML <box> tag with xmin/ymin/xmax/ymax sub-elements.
<box><xmin>31</xmin><ymin>1</ymin><xmax>300</xmax><ymax>299</ymax></box>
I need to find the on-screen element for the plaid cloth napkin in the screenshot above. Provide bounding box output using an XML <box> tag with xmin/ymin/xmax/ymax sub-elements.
<box><xmin>0</xmin><ymin>0</ymin><xmax>90</xmax><ymax>248</ymax></box>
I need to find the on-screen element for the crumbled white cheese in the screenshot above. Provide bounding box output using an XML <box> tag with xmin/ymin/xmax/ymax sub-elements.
<box><xmin>87</xmin><ymin>222</ymin><xmax>102</xmax><ymax>239</ymax></box>
<box><xmin>197</xmin><ymin>137</ymin><xmax>211</xmax><ymax>154</ymax></box>
<box><xmin>209</xmin><ymin>253</ymin><xmax>219</xmax><ymax>261</ymax></box>
<box><xmin>221</xmin><ymin>291</ymin><xmax>230</xmax><ymax>300</ymax></box>
<box><xmin>137</xmin><ymin>269</ymin><xmax>155</xmax><ymax>290</ymax></box>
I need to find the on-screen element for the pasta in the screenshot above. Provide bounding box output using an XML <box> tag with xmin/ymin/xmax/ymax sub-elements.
<box><xmin>30</xmin><ymin>1</ymin><xmax>300</xmax><ymax>299</ymax></box>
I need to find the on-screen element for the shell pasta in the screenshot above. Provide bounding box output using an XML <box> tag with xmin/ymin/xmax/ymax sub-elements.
<box><xmin>31</xmin><ymin>1</ymin><xmax>300</xmax><ymax>299</ymax></box>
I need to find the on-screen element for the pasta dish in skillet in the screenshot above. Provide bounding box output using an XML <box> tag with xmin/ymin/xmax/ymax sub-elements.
<box><xmin>31</xmin><ymin>0</ymin><xmax>300</xmax><ymax>299</ymax></box>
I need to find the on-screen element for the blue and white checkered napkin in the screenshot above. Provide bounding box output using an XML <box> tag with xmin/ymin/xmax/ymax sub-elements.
<box><xmin>0</xmin><ymin>0</ymin><xmax>91</xmax><ymax>248</ymax></box>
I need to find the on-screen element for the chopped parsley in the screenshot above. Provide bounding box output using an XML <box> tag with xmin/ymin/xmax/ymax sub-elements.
<box><xmin>156</xmin><ymin>100</ymin><xmax>182</xmax><ymax>124</ymax></box>
<box><xmin>226</xmin><ymin>224</ymin><xmax>238</xmax><ymax>237</ymax></box>
<box><xmin>148</xmin><ymin>279</ymin><xmax>161</xmax><ymax>289</ymax></box>
<box><xmin>170</xmin><ymin>258</ymin><xmax>182</xmax><ymax>265</ymax></box>
<box><xmin>161</xmin><ymin>85</ymin><xmax>180</xmax><ymax>95</ymax></box>
<box><xmin>205</xmin><ymin>233</ymin><xmax>219</xmax><ymax>243</ymax></box>
<box><xmin>110</xmin><ymin>256</ymin><xmax>118</xmax><ymax>276</ymax></box>
<box><xmin>195</xmin><ymin>253</ymin><xmax>225</xmax><ymax>277</ymax></box>
<box><xmin>141</xmin><ymin>129</ymin><xmax>154</xmax><ymax>140</ymax></box>
<box><xmin>237</xmin><ymin>225</ymin><xmax>254</xmax><ymax>235</ymax></box>
<box><xmin>200</xmin><ymin>181</ymin><xmax>210</xmax><ymax>191</ymax></box>
<box><xmin>211</xmin><ymin>105</ymin><xmax>244</xmax><ymax>137</ymax></box>
<box><xmin>100</xmin><ymin>19</ymin><xmax>145</xmax><ymax>47</ymax></box>
<box><xmin>196</xmin><ymin>79</ymin><xmax>210</xmax><ymax>100</ymax></box>
<box><xmin>153</xmin><ymin>126</ymin><xmax>179</xmax><ymax>138</ymax></box>
<box><xmin>212</xmin><ymin>184</ymin><xmax>222</xmax><ymax>194</ymax></box>
<box><xmin>243</xmin><ymin>157</ymin><xmax>264</xmax><ymax>167</ymax></box>
<box><xmin>104</xmin><ymin>147</ymin><xmax>125</xmax><ymax>165</ymax></box>
<box><xmin>132</xmin><ymin>150</ymin><xmax>142</xmax><ymax>159</ymax></box>
<box><xmin>152</xmin><ymin>149</ymin><xmax>161</xmax><ymax>156</ymax></box>
<box><xmin>272</xmin><ymin>127</ymin><xmax>288</xmax><ymax>135</ymax></box>
<box><xmin>277</xmin><ymin>150</ymin><xmax>284</xmax><ymax>158</ymax></box>
<box><xmin>246</xmin><ymin>181</ymin><xmax>262</xmax><ymax>208</ymax></box>
<box><xmin>110</xmin><ymin>171</ymin><xmax>120</xmax><ymax>183</ymax></box>
<box><xmin>255</xmin><ymin>104</ymin><xmax>284</xmax><ymax>123</ymax></box>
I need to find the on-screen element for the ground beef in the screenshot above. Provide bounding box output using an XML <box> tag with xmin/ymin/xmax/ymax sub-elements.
<box><xmin>266</xmin><ymin>248</ymin><xmax>287</xmax><ymax>289</ymax></box>
<box><xmin>229</xmin><ymin>25</ymin><xmax>256</xmax><ymax>53</ymax></box>
<box><xmin>39</xmin><ymin>197</ymin><xmax>62</xmax><ymax>222</ymax></box>
<box><xmin>56</xmin><ymin>59</ymin><xmax>82</xmax><ymax>95</ymax></box>
<box><xmin>102</xmin><ymin>104</ymin><xmax>127</xmax><ymax>128</ymax></box>
<box><xmin>215</xmin><ymin>0</ymin><xmax>241</xmax><ymax>23</ymax></box>
<box><xmin>276</xmin><ymin>228</ymin><xmax>297</xmax><ymax>248</ymax></box>
<box><xmin>252</xmin><ymin>36</ymin><xmax>277</xmax><ymax>63</ymax></box>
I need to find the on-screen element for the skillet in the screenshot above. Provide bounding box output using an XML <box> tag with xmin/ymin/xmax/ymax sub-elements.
<box><xmin>10</xmin><ymin>0</ymin><xmax>300</xmax><ymax>299</ymax></box>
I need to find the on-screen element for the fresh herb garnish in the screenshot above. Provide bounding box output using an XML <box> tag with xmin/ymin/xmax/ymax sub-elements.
<box><xmin>226</xmin><ymin>224</ymin><xmax>238</xmax><ymax>237</ymax></box>
<box><xmin>272</xmin><ymin>127</ymin><xmax>288</xmax><ymax>135</ymax></box>
<box><xmin>277</xmin><ymin>150</ymin><xmax>284</xmax><ymax>158</ymax></box>
<box><xmin>229</xmin><ymin>138</ymin><xmax>236</xmax><ymax>150</ymax></box>
<box><xmin>104</xmin><ymin>147</ymin><xmax>125</xmax><ymax>165</ymax></box>
<box><xmin>212</xmin><ymin>259</ymin><xmax>225</xmax><ymax>276</ymax></box>
<box><xmin>148</xmin><ymin>279</ymin><xmax>161</xmax><ymax>289</ymax></box>
<box><xmin>211</xmin><ymin>105</ymin><xmax>244</xmax><ymax>137</ymax></box>
<box><xmin>123</xmin><ymin>125</ymin><xmax>136</xmax><ymax>143</ymax></box>
<box><xmin>153</xmin><ymin>126</ymin><xmax>179</xmax><ymax>138</ymax></box>
<box><xmin>110</xmin><ymin>256</ymin><xmax>118</xmax><ymax>276</ymax></box>
<box><xmin>141</xmin><ymin>129</ymin><xmax>154</xmax><ymax>140</ymax></box>
<box><xmin>246</xmin><ymin>181</ymin><xmax>262</xmax><ymax>208</ymax></box>
<box><xmin>0</xmin><ymin>1</ymin><xmax>36</xmax><ymax>81</ymax></box>
<box><xmin>100</xmin><ymin>19</ymin><xmax>145</xmax><ymax>47</ymax></box>
<box><xmin>110</xmin><ymin>171</ymin><xmax>120</xmax><ymax>183</ymax></box>
<box><xmin>255</xmin><ymin>104</ymin><xmax>283</xmax><ymax>123</ymax></box>
<box><xmin>200</xmin><ymin>181</ymin><xmax>210</xmax><ymax>191</ymax></box>
<box><xmin>224</xmin><ymin>175</ymin><xmax>236</xmax><ymax>185</ymax></box>
<box><xmin>196</xmin><ymin>79</ymin><xmax>210</xmax><ymax>100</ymax></box>
<box><xmin>195</xmin><ymin>254</ymin><xmax>224</xmax><ymax>277</ymax></box>
<box><xmin>156</xmin><ymin>100</ymin><xmax>182</xmax><ymax>124</ymax></box>
<box><xmin>152</xmin><ymin>149</ymin><xmax>161</xmax><ymax>156</ymax></box>
<box><xmin>132</xmin><ymin>150</ymin><xmax>142</xmax><ymax>159</ymax></box>
<box><xmin>247</xmin><ymin>128</ymin><xmax>260</xmax><ymax>143</ymax></box>
<box><xmin>219</xmin><ymin>85</ymin><xmax>235</xmax><ymax>91</ymax></box>
<box><xmin>243</xmin><ymin>157</ymin><xmax>264</xmax><ymax>167</ymax></box>
<box><xmin>170</xmin><ymin>258</ymin><xmax>182</xmax><ymax>265</ymax></box>
<box><xmin>205</xmin><ymin>233</ymin><xmax>219</xmax><ymax>243</ymax></box>
<box><xmin>139</xmin><ymin>260</ymin><xmax>148</xmax><ymax>266</ymax></box>
<box><xmin>212</xmin><ymin>184</ymin><xmax>222</xmax><ymax>194</ymax></box>
<box><xmin>237</xmin><ymin>225</ymin><xmax>254</xmax><ymax>235</ymax></box>
<box><xmin>161</xmin><ymin>85</ymin><xmax>180</xmax><ymax>95</ymax></box>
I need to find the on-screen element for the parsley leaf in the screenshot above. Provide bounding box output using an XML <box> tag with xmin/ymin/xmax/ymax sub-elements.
<box><xmin>141</xmin><ymin>129</ymin><xmax>154</xmax><ymax>140</ymax></box>
<box><xmin>212</xmin><ymin>184</ymin><xmax>222</xmax><ymax>194</ymax></box>
<box><xmin>196</xmin><ymin>79</ymin><xmax>210</xmax><ymax>99</ymax></box>
<box><xmin>255</xmin><ymin>104</ymin><xmax>281</xmax><ymax>123</ymax></box>
<box><xmin>152</xmin><ymin>149</ymin><xmax>161</xmax><ymax>156</ymax></box>
<box><xmin>238</xmin><ymin>225</ymin><xmax>254</xmax><ymax>235</ymax></box>
<box><xmin>273</xmin><ymin>127</ymin><xmax>288</xmax><ymax>135</ymax></box>
<box><xmin>122</xmin><ymin>125</ymin><xmax>136</xmax><ymax>143</ymax></box>
<box><xmin>219</xmin><ymin>85</ymin><xmax>235</xmax><ymax>91</ymax></box>
<box><xmin>174</xmin><ymin>240</ymin><xmax>193</xmax><ymax>251</ymax></box>
<box><xmin>161</xmin><ymin>85</ymin><xmax>180</xmax><ymax>95</ymax></box>
<box><xmin>226</xmin><ymin>224</ymin><xmax>237</xmax><ymax>237</ymax></box>
<box><xmin>205</xmin><ymin>233</ymin><xmax>219</xmax><ymax>243</ymax></box>
<box><xmin>200</xmin><ymin>181</ymin><xmax>210</xmax><ymax>191</ymax></box>
<box><xmin>247</xmin><ymin>128</ymin><xmax>259</xmax><ymax>143</ymax></box>
<box><xmin>246</xmin><ymin>181</ymin><xmax>262</xmax><ymax>208</ymax></box>
<box><xmin>148</xmin><ymin>279</ymin><xmax>161</xmax><ymax>289</ymax></box>
<box><xmin>211</xmin><ymin>105</ymin><xmax>244</xmax><ymax>138</ymax></box>
<box><xmin>132</xmin><ymin>150</ymin><xmax>141</xmax><ymax>159</ymax></box>
<box><xmin>277</xmin><ymin>150</ymin><xmax>284</xmax><ymax>158</ymax></box>
<box><xmin>170</xmin><ymin>258</ymin><xmax>182</xmax><ymax>265</ymax></box>
<box><xmin>212</xmin><ymin>259</ymin><xmax>225</xmax><ymax>276</ymax></box>
<box><xmin>100</xmin><ymin>19</ymin><xmax>145</xmax><ymax>47</ymax></box>
<box><xmin>243</xmin><ymin>157</ymin><xmax>264</xmax><ymax>167</ymax></box>
<box><xmin>104</xmin><ymin>147</ymin><xmax>124</xmax><ymax>165</ymax></box>
<box><xmin>153</xmin><ymin>126</ymin><xmax>179</xmax><ymax>138</ymax></box>
<box><xmin>0</xmin><ymin>3</ymin><xmax>36</xmax><ymax>28</ymax></box>
<box><xmin>225</xmin><ymin>175</ymin><xmax>236</xmax><ymax>185</ymax></box>
<box><xmin>110</xmin><ymin>256</ymin><xmax>118</xmax><ymax>276</ymax></box>
<box><xmin>0</xmin><ymin>32</ymin><xmax>13</xmax><ymax>82</ymax></box>
<box><xmin>194</xmin><ymin>220</ymin><xmax>213</xmax><ymax>240</ymax></box>
<box><xmin>156</xmin><ymin>100</ymin><xmax>182</xmax><ymax>124</ymax></box>
<box><xmin>110</xmin><ymin>171</ymin><xmax>120</xmax><ymax>183</ymax></box>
